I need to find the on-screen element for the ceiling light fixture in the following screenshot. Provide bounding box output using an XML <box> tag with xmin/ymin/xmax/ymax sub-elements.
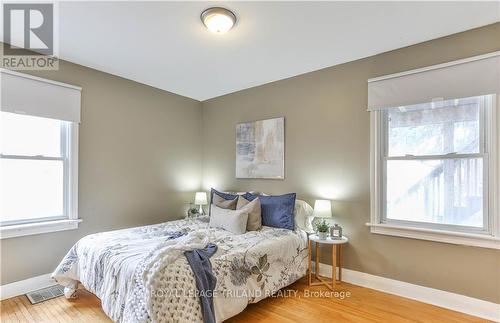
<box><xmin>201</xmin><ymin>7</ymin><xmax>236</xmax><ymax>34</ymax></box>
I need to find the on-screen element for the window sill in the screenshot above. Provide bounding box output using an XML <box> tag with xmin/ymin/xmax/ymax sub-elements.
<box><xmin>366</xmin><ymin>223</ymin><xmax>500</xmax><ymax>250</ymax></box>
<box><xmin>0</xmin><ymin>219</ymin><xmax>82</xmax><ymax>239</ymax></box>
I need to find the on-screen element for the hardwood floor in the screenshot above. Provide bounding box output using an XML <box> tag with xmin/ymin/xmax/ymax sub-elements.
<box><xmin>0</xmin><ymin>278</ymin><xmax>489</xmax><ymax>322</ymax></box>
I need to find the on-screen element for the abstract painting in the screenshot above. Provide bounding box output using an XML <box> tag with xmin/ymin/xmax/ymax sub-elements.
<box><xmin>236</xmin><ymin>117</ymin><xmax>284</xmax><ymax>179</ymax></box>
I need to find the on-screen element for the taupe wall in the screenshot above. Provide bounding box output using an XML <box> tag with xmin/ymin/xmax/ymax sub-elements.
<box><xmin>2</xmin><ymin>24</ymin><xmax>499</xmax><ymax>304</ymax></box>
<box><xmin>201</xmin><ymin>23</ymin><xmax>500</xmax><ymax>303</ymax></box>
<box><xmin>0</xmin><ymin>54</ymin><xmax>203</xmax><ymax>284</ymax></box>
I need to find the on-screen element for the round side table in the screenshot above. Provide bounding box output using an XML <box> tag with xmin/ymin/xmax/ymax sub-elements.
<box><xmin>308</xmin><ymin>234</ymin><xmax>348</xmax><ymax>290</ymax></box>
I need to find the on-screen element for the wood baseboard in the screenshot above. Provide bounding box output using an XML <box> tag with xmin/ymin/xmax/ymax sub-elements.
<box><xmin>0</xmin><ymin>274</ymin><xmax>56</xmax><ymax>301</ymax></box>
<box><xmin>313</xmin><ymin>261</ymin><xmax>500</xmax><ymax>322</ymax></box>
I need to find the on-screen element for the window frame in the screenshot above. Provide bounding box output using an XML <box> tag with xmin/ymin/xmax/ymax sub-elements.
<box><xmin>0</xmin><ymin>114</ymin><xmax>79</xmax><ymax>239</ymax></box>
<box><xmin>369</xmin><ymin>95</ymin><xmax>500</xmax><ymax>249</ymax></box>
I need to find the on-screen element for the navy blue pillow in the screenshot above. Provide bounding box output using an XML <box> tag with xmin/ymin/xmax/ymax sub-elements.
<box><xmin>210</xmin><ymin>188</ymin><xmax>238</xmax><ymax>203</ymax></box>
<box><xmin>209</xmin><ymin>189</ymin><xmax>239</xmax><ymax>215</ymax></box>
<box><xmin>243</xmin><ymin>192</ymin><xmax>296</xmax><ymax>230</ymax></box>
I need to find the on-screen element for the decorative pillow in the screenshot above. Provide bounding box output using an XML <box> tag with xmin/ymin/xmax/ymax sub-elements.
<box><xmin>210</xmin><ymin>188</ymin><xmax>238</xmax><ymax>202</ymax></box>
<box><xmin>226</xmin><ymin>191</ymin><xmax>261</xmax><ymax>195</ymax></box>
<box><xmin>209</xmin><ymin>205</ymin><xmax>248</xmax><ymax>234</ymax></box>
<box><xmin>243</xmin><ymin>192</ymin><xmax>296</xmax><ymax>230</ymax></box>
<box><xmin>236</xmin><ymin>196</ymin><xmax>262</xmax><ymax>231</ymax></box>
<box><xmin>210</xmin><ymin>189</ymin><xmax>239</xmax><ymax>215</ymax></box>
<box><xmin>294</xmin><ymin>199</ymin><xmax>314</xmax><ymax>231</ymax></box>
<box><xmin>223</xmin><ymin>191</ymin><xmax>248</xmax><ymax>195</ymax></box>
<box><xmin>213</xmin><ymin>194</ymin><xmax>237</xmax><ymax>210</ymax></box>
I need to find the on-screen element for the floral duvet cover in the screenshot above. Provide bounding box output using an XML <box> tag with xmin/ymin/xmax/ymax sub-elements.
<box><xmin>52</xmin><ymin>216</ymin><xmax>308</xmax><ymax>322</ymax></box>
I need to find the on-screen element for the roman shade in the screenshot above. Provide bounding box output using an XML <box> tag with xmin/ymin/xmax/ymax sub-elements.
<box><xmin>1</xmin><ymin>69</ymin><xmax>81</xmax><ymax>122</ymax></box>
<box><xmin>367</xmin><ymin>51</ymin><xmax>500</xmax><ymax>111</ymax></box>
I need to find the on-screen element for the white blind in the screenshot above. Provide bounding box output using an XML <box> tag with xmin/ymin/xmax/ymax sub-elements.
<box><xmin>1</xmin><ymin>70</ymin><xmax>81</xmax><ymax>122</ymax></box>
<box><xmin>367</xmin><ymin>52</ymin><xmax>500</xmax><ymax>111</ymax></box>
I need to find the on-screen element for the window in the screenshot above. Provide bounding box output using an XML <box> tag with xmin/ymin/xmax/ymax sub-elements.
<box><xmin>370</xmin><ymin>94</ymin><xmax>499</xmax><ymax>248</ymax></box>
<box><xmin>0</xmin><ymin>112</ymin><xmax>79</xmax><ymax>232</ymax></box>
<box><xmin>368</xmin><ymin>52</ymin><xmax>500</xmax><ymax>249</ymax></box>
<box><xmin>1</xmin><ymin>112</ymin><xmax>70</xmax><ymax>225</ymax></box>
<box><xmin>0</xmin><ymin>70</ymin><xmax>81</xmax><ymax>239</ymax></box>
<box><xmin>383</xmin><ymin>95</ymin><xmax>489</xmax><ymax>232</ymax></box>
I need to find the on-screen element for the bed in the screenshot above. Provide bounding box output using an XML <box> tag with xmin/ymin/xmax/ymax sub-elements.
<box><xmin>52</xmin><ymin>215</ymin><xmax>309</xmax><ymax>322</ymax></box>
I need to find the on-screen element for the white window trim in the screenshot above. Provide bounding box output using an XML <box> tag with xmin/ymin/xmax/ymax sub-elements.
<box><xmin>0</xmin><ymin>219</ymin><xmax>82</xmax><ymax>239</ymax></box>
<box><xmin>0</xmin><ymin>123</ymin><xmax>80</xmax><ymax>240</ymax></box>
<box><xmin>368</xmin><ymin>98</ymin><xmax>500</xmax><ymax>250</ymax></box>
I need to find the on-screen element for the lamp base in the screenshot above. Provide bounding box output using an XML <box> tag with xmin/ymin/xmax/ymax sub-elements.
<box><xmin>198</xmin><ymin>204</ymin><xmax>205</xmax><ymax>216</ymax></box>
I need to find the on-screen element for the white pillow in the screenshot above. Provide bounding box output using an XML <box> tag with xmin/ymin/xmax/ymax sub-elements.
<box><xmin>209</xmin><ymin>205</ymin><xmax>249</xmax><ymax>234</ymax></box>
<box><xmin>294</xmin><ymin>199</ymin><xmax>314</xmax><ymax>231</ymax></box>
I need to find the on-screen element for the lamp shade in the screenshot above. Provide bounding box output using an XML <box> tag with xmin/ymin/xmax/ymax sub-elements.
<box><xmin>312</xmin><ymin>200</ymin><xmax>332</xmax><ymax>218</ymax></box>
<box><xmin>195</xmin><ymin>192</ymin><xmax>208</xmax><ymax>205</ymax></box>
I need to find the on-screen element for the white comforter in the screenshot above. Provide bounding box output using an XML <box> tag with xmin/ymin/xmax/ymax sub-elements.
<box><xmin>52</xmin><ymin>216</ymin><xmax>308</xmax><ymax>322</ymax></box>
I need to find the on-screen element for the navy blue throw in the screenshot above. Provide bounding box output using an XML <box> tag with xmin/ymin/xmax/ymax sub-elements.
<box><xmin>184</xmin><ymin>243</ymin><xmax>218</xmax><ymax>323</ymax></box>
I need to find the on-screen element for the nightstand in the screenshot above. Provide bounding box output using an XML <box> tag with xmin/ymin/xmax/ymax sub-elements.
<box><xmin>308</xmin><ymin>234</ymin><xmax>348</xmax><ymax>290</ymax></box>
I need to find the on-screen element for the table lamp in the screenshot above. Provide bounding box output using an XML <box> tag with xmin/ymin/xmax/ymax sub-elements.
<box><xmin>195</xmin><ymin>192</ymin><xmax>208</xmax><ymax>215</ymax></box>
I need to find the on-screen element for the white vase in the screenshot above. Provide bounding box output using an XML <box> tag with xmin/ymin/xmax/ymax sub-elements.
<box><xmin>318</xmin><ymin>231</ymin><xmax>327</xmax><ymax>240</ymax></box>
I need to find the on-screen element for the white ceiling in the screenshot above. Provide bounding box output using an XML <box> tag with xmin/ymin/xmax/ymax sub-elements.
<box><xmin>14</xmin><ymin>2</ymin><xmax>500</xmax><ymax>100</ymax></box>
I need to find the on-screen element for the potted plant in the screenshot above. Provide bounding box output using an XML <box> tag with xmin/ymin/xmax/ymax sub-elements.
<box><xmin>315</xmin><ymin>219</ymin><xmax>329</xmax><ymax>240</ymax></box>
<box><xmin>187</xmin><ymin>204</ymin><xmax>199</xmax><ymax>219</ymax></box>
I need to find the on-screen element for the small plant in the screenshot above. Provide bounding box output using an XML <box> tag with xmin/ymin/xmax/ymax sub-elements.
<box><xmin>187</xmin><ymin>205</ymin><xmax>199</xmax><ymax>219</ymax></box>
<box><xmin>315</xmin><ymin>219</ymin><xmax>329</xmax><ymax>233</ymax></box>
